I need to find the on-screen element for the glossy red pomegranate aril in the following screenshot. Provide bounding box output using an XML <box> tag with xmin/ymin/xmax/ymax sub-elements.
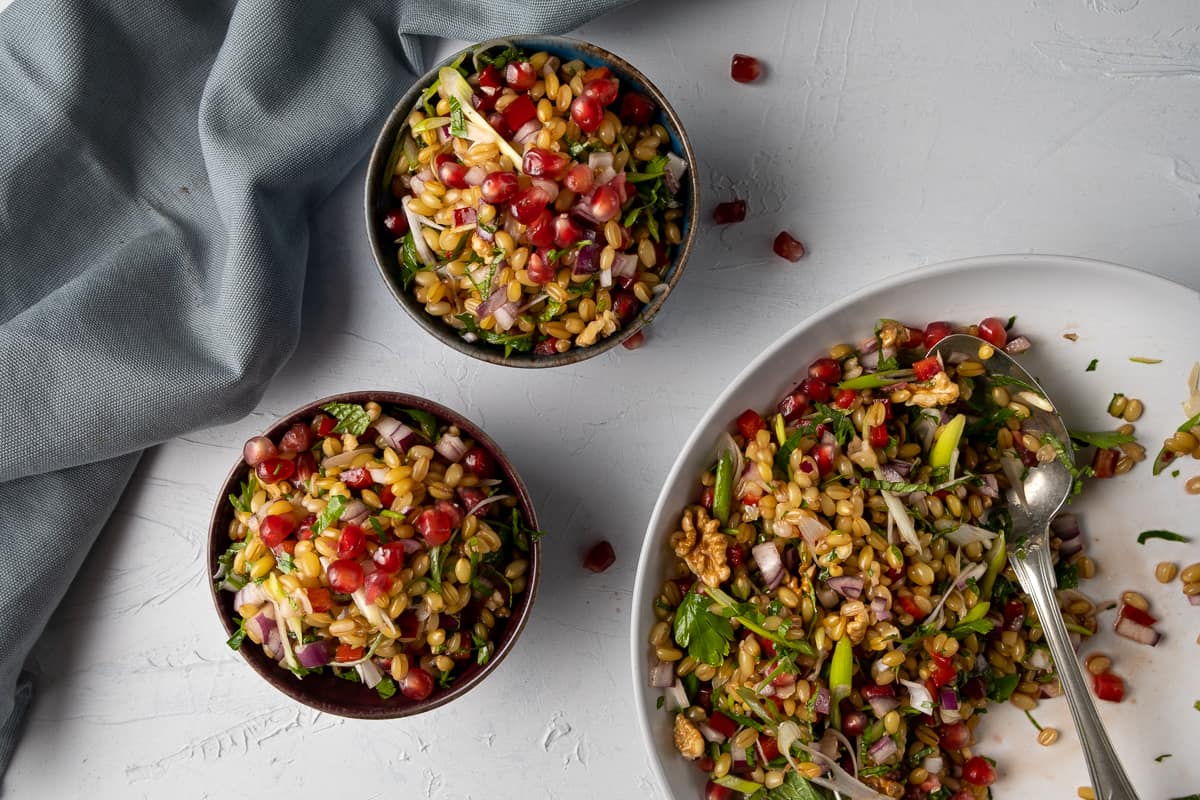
<box><xmin>961</xmin><ymin>756</ymin><xmax>996</xmax><ymax>786</ymax></box>
<box><xmin>725</xmin><ymin>545</ymin><xmax>744</xmax><ymax>568</ymax></box>
<box><xmin>618</xmin><ymin>91</ymin><xmax>656</xmax><ymax>125</ymax></box>
<box><xmin>294</xmin><ymin>451</ymin><xmax>317</xmax><ymax>483</ymax></box>
<box><xmin>777</xmin><ymin>389</ymin><xmax>810</xmax><ymax>422</ymax></box>
<box><xmin>436</xmin><ymin>499</ymin><xmax>464</xmax><ymax>529</ymax></box>
<box><xmin>510</xmin><ymin>185</ymin><xmax>551</xmax><ymax>224</ymax></box>
<box><xmin>814</xmin><ymin>442</ymin><xmax>836</xmax><ymax>475</ymax></box>
<box><xmin>326</xmin><ymin>559</ymin><xmax>364</xmax><ymax>594</ymax></box>
<box><xmin>533</xmin><ymin>337</ymin><xmax>559</xmax><ymax>357</ymax></box>
<box><xmin>337</xmin><ymin>524</ymin><xmax>366</xmax><ymax>560</ymax></box>
<box><xmin>525</xmin><ymin>208</ymin><xmax>556</xmax><ymax>248</ymax></box>
<box><xmin>501</xmin><ymin>93</ymin><xmax>537</xmax><ymax>131</ymax></box>
<box><xmin>570</xmin><ymin>94</ymin><xmax>604</xmax><ymax>133</ymax></box>
<box><xmin>612</xmin><ymin>289</ymin><xmax>640</xmax><ymax>325</ymax></box>
<box><xmin>463</xmin><ymin>445</ymin><xmax>497</xmax><ymax>478</ymax></box>
<box><xmin>522</xmin><ymin>146</ymin><xmax>571</xmax><ymax>178</ymax></box>
<box><xmin>736</xmin><ymin>409</ymin><xmax>767</xmax><ymax>439</ymax></box>
<box><xmin>704</xmin><ymin>781</ymin><xmax>734</xmax><ymax>800</ymax></box>
<box><xmin>700</xmin><ymin>485</ymin><xmax>714</xmax><ymax>510</ymax></box>
<box><xmin>340</xmin><ymin>466</ymin><xmax>373</xmax><ymax>490</ymax></box>
<box><xmin>480</xmin><ymin>171</ymin><xmax>519</xmax><ymax>204</ymax></box>
<box><xmin>977</xmin><ymin>316</ymin><xmax>1008</xmax><ymax>348</ymax></box>
<box><xmin>526</xmin><ymin>251</ymin><xmax>555</xmax><ymax>284</ymax></box>
<box><xmin>382</xmin><ymin>209</ymin><xmax>409</xmax><ymax>236</ymax></box>
<box><xmin>621</xmin><ymin>330</ymin><xmax>645</xmax><ymax>350</ymax></box>
<box><xmin>371</xmin><ymin>541</ymin><xmax>405</xmax><ymax>573</ymax></box>
<box><xmin>260</xmin><ymin>514</ymin><xmax>296</xmax><ymax>548</ymax></box>
<box><xmin>364</xmin><ymin>570</ymin><xmax>392</xmax><ymax>603</ymax></box>
<box><xmin>486</xmin><ymin>110</ymin><xmax>513</xmax><ymax>138</ymax></box>
<box><xmin>563</xmin><ymin>163</ymin><xmax>594</xmax><ymax>194</ymax></box>
<box><xmin>400</xmin><ymin>667</ymin><xmax>435</xmax><ymax>701</ymax></box>
<box><xmin>833</xmin><ymin>388</ymin><xmax>857</xmax><ymax>408</ymax></box>
<box><xmin>437</xmin><ymin>157</ymin><xmax>470</xmax><ymax>190</ymax></box>
<box><xmin>939</xmin><ymin>721</ymin><xmax>971</xmax><ymax>750</ymax></box>
<box><xmin>582</xmin><ymin>77</ymin><xmax>619</xmax><ymax>106</ymax></box>
<box><xmin>278</xmin><ymin>423</ymin><xmax>314</xmax><ymax>453</ymax></box>
<box><xmin>731</xmin><ymin>53</ymin><xmax>764</xmax><ymax>83</ymax></box>
<box><xmin>313</xmin><ymin>414</ymin><xmax>336</xmax><ymax>437</ymax></box>
<box><xmin>415</xmin><ymin>508</ymin><xmax>454</xmax><ymax>546</ymax></box>
<box><xmin>553</xmin><ymin>214</ymin><xmax>584</xmax><ymax>248</ymax></box>
<box><xmin>807</xmin><ymin>357</ymin><xmax>841</xmax><ymax>384</ymax></box>
<box><xmin>923</xmin><ymin>320</ymin><xmax>954</xmax><ymax>350</ymax></box>
<box><xmin>773</xmin><ymin>231</ymin><xmax>805</xmax><ymax>262</ymax></box>
<box><xmin>504</xmin><ymin>60</ymin><xmax>536</xmax><ymax>90</ymax></box>
<box><xmin>256</xmin><ymin>457</ymin><xmax>295</xmax><ymax>485</ymax></box>
<box><xmin>712</xmin><ymin>200</ymin><xmax>746</xmax><ymax>224</ymax></box>
<box><xmin>243</xmin><ymin>436</ymin><xmax>277</xmax><ymax>467</ymax></box>
<box><xmin>583</xmin><ymin>540</ymin><xmax>616</xmax><ymax>572</ymax></box>
<box><xmin>588</xmin><ymin>184</ymin><xmax>621</xmax><ymax>222</ymax></box>
<box><xmin>478</xmin><ymin>64</ymin><xmax>502</xmax><ymax>91</ymax></box>
<box><xmin>800</xmin><ymin>377</ymin><xmax>831</xmax><ymax>403</ymax></box>
<box><xmin>471</xmin><ymin>90</ymin><xmax>497</xmax><ymax>113</ymax></box>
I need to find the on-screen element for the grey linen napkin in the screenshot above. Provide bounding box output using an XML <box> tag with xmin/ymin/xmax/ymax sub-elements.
<box><xmin>0</xmin><ymin>0</ymin><xmax>629</xmax><ymax>779</ymax></box>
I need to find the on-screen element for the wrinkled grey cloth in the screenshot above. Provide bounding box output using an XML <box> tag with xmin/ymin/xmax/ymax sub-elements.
<box><xmin>0</xmin><ymin>0</ymin><xmax>629</xmax><ymax>780</ymax></box>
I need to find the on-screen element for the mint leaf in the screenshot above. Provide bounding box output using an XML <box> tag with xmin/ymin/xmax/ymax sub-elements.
<box><xmin>537</xmin><ymin>298</ymin><xmax>565</xmax><ymax>322</ymax></box>
<box><xmin>314</xmin><ymin>495</ymin><xmax>348</xmax><ymax>536</ymax></box>
<box><xmin>322</xmin><ymin>402</ymin><xmax>370</xmax><ymax>436</ymax></box>
<box><xmin>401</xmin><ymin>408</ymin><xmax>439</xmax><ymax>441</ymax></box>
<box><xmin>454</xmin><ymin>313</ymin><xmax>534</xmax><ymax>357</ymax></box>
<box><xmin>673</xmin><ymin>589</ymin><xmax>734</xmax><ymax>667</ymax></box>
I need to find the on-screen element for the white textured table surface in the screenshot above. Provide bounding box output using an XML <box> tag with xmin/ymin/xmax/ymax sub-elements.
<box><xmin>7</xmin><ymin>1</ymin><xmax>1200</xmax><ymax>798</ymax></box>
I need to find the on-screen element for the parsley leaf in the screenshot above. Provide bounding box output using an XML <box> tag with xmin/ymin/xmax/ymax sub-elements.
<box><xmin>673</xmin><ymin>589</ymin><xmax>734</xmax><ymax>667</ymax></box>
<box><xmin>226</xmin><ymin>617</ymin><xmax>248</xmax><ymax>651</ymax></box>
<box><xmin>475</xmin><ymin>45</ymin><xmax>522</xmax><ymax>69</ymax></box>
<box><xmin>401</xmin><ymin>407</ymin><xmax>439</xmax><ymax>441</ymax></box>
<box><xmin>314</xmin><ymin>495</ymin><xmax>348</xmax><ymax>537</ymax></box>
<box><xmin>375</xmin><ymin>677</ymin><xmax>397</xmax><ymax>699</ymax></box>
<box><xmin>448</xmin><ymin>97</ymin><xmax>467</xmax><ymax>137</ymax></box>
<box><xmin>537</xmin><ymin>298</ymin><xmax>565</xmax><ymax>322</ymax></box>
<box><xmin>322</xmin><ymin>402</ymin><xmax>371</xmax><ymax>435</ymax></box>
<box><xmin>1069</xmin><ymin>430</ymin><xmax>1135</xmax><ymax>449</ymax></box>
<box><xmin>454</xmin><ymin>313</ymin><xmax>534</xmax><ymax>358</ymax></box>
<box><xmin>229</xmin><ymin>474</ymin><xmax>258</xmax><ymax>514</ymax></box>
<box><xmin>774</xmin><ymin>404</ymin><xmax>856</xmax><ymax>476</ymax></box>
<box><xmin>950</xmin><ymin>617</ymin><xmax>996</xmax><ymax>638</ymax></box>
<box><xmin>1137</xmin><ymin>530</ymin><xmax>1191</xmax><ymax>545</ymax></box>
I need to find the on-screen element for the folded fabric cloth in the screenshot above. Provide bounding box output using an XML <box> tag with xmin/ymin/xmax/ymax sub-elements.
<box><xmin>0</xmin><ymin>0</ymin><xmax>629</xmax><ymax>779</ymax></box>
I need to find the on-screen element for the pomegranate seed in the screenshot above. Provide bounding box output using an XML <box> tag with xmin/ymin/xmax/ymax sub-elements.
<box><xmin>588</xmin><ymin>185</ymin><xmax>621</xmax><ymax>222</ymax></box>
<box><xmin>400</xmin><ymin>667</ymin><xmax>435</xmax><ymax>701</ymax></box>
<box><xmin>242</xmin><ymin>436</ymin><xmax>277</xmax><ymax>467</ymax></box>
<box><xmin>436</xmin><ymin>155</ymin><xmax>470</xmax><ymax>189</ymax></box>
<box><xmin>500</xmin><ymin>94</ymin><xmax>536</xmax><ymax>131</ymax></box>
<box><xmin>313</xmin><ymin>414</ymin><xmax>336</xmax><ymax>437</ymax></box>
<box><xmin>704</xmin><ymin>781</ymin><xmax>735</xmax><ymax>800</ymax></box>
<box><xmin>378</xmin><ymin>483</ymin><xmax>394</xmax><ymax>509</ymax></box>
<box><xmin>712</xmin><ymin>200</ymin><xmax>746</xmax><ymax>224</ymax></box>
<box><xmin>415</xmin><ymin>508</ymin><xmax>454</xmax><ymax>546</ymax></box>
<box><xmin>700</xmin><ymin>485</ymin><xmax>714</xmax><ymax>510</ymax></box>
<box><xmin>583</xmin><ymin>540</ymin><xmax>616</xmax><ymax>572</ymax></box>
<box><xmin>486</xmin><ymin>110</ymin><xmax>513</xmax><ymax>138</ymax></box>
<box><xmin>799</xmin><ymin>377</ymin><xmax>831</xmax><ymax>403</ymax></box>
<box><xmin>527</xmin><ymin>251</ymin><xmax>555</xmax><ymax>284</ymax></box>
<box><xmin>814</xmin><ymin>443</ymin><xmax>836</xmax><ymax>475</ymax></box>
<box><xmin>373</xmin><ymin>541</ymin><xmax>406</xmax><ymax>573</ymax></box>
<box><xmin>278</xmin><ymin>423</ymin><xmax>314</xmax><ymax>453</ymax></box>
<box><xmin>478</xmin><ymin>64</ymin><xmax>502</xmax><ymax>90</ymax></box>
<box><xmin>841</xmin><ymin>710</ymin><xmax>867</xmax><ymax>736</ymax></box>
<box><xmin>534</xmin><ymin>337</ymin><xmax>558</xmax><ymax>357</ymax></box>
<box><xmin>622</xmin><ymin>330</ymin><xmax>645</xmax><ymax>350</ymax></box>
<box><xmin>618</xmin><ymin>91</ymin><xmax>656</xmax><ymax>125</ymax></box>
<box><xmin>961</xmin><ymin>756</ymin><xmax>996</xmax><ymax>787</ymax></box>
<box><xmin>912</xmin><ymin>356</ymin><xmax>943</xmax><ymax>382</ymax></box>
<box><xmin>522</xmin><ymin>147</ymin><xmax>571</xmax><ymax>179</ymax></box>
<box><xmin>582</xmin><ymin>77</ymin><xmax>619</xmax><ymax>106</ymax></box>
<box><xmin>736</xmin><ymin>409</ymin><xmax>767</xmax><ymax>439</ymax></box>
<box><xmin>773</xmin><ymin>231</ymin><xmax>805</xmax><ymax>262</ymax></box>
<box><xmin>382</xmin><ymin>209</ymin><xmax>409</xmax><ymax>236</ymax></box>
<box><xmin>326</xmin><ymin>559</ymin><xmax>364</xmax><ymax>594</ymax></box>
<box><xmin>436</xmin><ymin>500</ymin><xmax>464</xmax><ymax>529</ymax></box>
<box><xmin>777</xmin><ymin>389</ymin><xmax>810</xmax><ymax>422</ymax></box>
<box><xmin>364</xmin><ymin>570</ymin><xmax>392</xmax><ymax>603</ymax></box>
<box><xmin>869</xmin><ymin>424</ymin><xmax>890</xmax><ymax>449</ymax></box>
<box><xmin>509</xmin><ymin>185</ymin><xmax>551</xmax><ymax>224</ymax></box>
<box><xmin>726</xmin><ymin>545</ymin><xmax>744</xmax><ymax>567</ymax></box>
<box><xmin>390</xmin><ymin>175</ymin><xmax>406</xmax><ymax>197</ymax></box>
<box><xmin>553</xmin><ymin>214</ymin><xmax>583</xmax><ymax>248</ymax></box>
<box><xmin>256</xmin><ymin>457</ymin><xmax>295</xmax><ymax>484</ymax></box>
<box><xmin>340</xmin><ymin>466</ymin><xmax>373</xmax><ymax>490</ymax></box>
<box><xmin>807</xmin><ymin>357</ymin><xmax>841</xmax><ymax>383</ymax></box>
<box><xmin>463</xmin><ymin>446</ymin><xmax>497</xmax><ymax>479</ymax></box>
<box><xmin>337</xmin><ymin>524</ymin><xmax>366</xmax><ymax>559</ymax></box>
<box><xmin>833</xmin><ymin>388</ymin><xmax>857</xmax><ymax>408</ymax></box>
<box><xmin>1092</xmin><ymin>447</ymin><xmax>1119</xmax><ymax>478</ymax></box>
<box><xmin>731</xmin><ymin>53</ymin><xmax>764</xmax><ymax>83</ymax></box>
<box><xmin>939</xmin><ymin>721</ymin><xmax>971</xmax><ymax>751</ymax></box>
<box><xmin>977</xmin><ymin>316</ymin><xmax>1008</xmax><ymax>348</ymax></box>
<box><xmin>504</xmin><ymin>61</ymin><xmax>536</xmax><ymax>90</ymax></box>
<box><xmin>260</xmin><ymin>514</ymin><xmax>296</xmax><ymax>548</ymax></box>
<box><xmin>525</xmin><ymin>208</ymin><xmax>556</xmax><ymax>248</ymax></box>
<box><xmin>612</xmin><ymin>289</ymin><xmax>640</xmax><ymax>325</ymax></box>
<box><xmin>570</xmin><ymin>95</ymin><xmax>604</xmax><ymax>133</ymax></box>
<box><xmin>471</xmin><ymin>90</ymin><xmax>497</xmax><ymax>113</ymax></box>
<box><xmin>564</xmin><ymin>163</ymin><xmax>594</xmax><ymax>194</ymax></box>
<box><xmin>480</xmin><ymin>171</ymin><xmax>519</xmax><ymax>204</ymax></box>
<box><xmin>294</xmin><ymin>451</ymin><xmax>317</xmax><ymax>483</ymax></box>
<box><xmin>923</xmin><ymin>321</ymin><xmax>954</xmax><ymax>350</ymax></box>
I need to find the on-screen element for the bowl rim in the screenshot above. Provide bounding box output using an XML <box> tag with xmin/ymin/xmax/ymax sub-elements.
<box><xmin>626</xmin><ymin>253</ymin><xmax>1200</xmax><ymax>797</ymax></box>
<box><xmin>363</xmin><ymin>34</ymin><xmax>701</xmax><ymax>369</ymax></box>
<box><xmin>207</xmin><ymin>390</ymin><xmax>541</xmax><ymax>719</ymax></box>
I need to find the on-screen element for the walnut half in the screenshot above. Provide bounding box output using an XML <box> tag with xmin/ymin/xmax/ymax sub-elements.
<box><xmin>674</xmin><ymin>714</ymin><xmax>704</xmax><ymax>760</ymax></box>
<box><xmin>908</xmin><ymin>371</ymin><xmax>960</xmax><ymax>408</ymax></box>
<box><xmin>670</xmin><ymin>507</ymin><xmax>729</xmax><ymax>588</ymax></box>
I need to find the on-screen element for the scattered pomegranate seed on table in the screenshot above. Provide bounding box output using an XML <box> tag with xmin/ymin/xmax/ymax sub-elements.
<box><xmin>622</xmin><ymin>330</ymin><xmax>645</xmax><ymax>350</ymax></box>
<box><xmin>712</xmin><ymin>200</ymin><xmax>746</xmax><ymax>225</ymax></box>
<box><xmin>773</xmin><ymin>231</ymin><xmax>805</xmax><ymax>262</ymax></box>
<box><xmin>584</xmin><ymin>540</ymin><xmax>616</xmax><ymax>572</ymax></box>
<box><xmin>730</xmin><ymin>53</ymin><xmax>764</xmax><ymax>83</ymax></box>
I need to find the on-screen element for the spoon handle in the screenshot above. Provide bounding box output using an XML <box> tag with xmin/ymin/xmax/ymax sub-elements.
<box><xmin>1010</xmin><ymin>536</ymin><xmax>1141</xmax><ymax>800</ymax></box>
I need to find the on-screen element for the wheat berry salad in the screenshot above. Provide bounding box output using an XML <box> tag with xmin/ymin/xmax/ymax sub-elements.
<box><xmin>646</xmin><ymin>318</ymin><xmax>1113</xmax><ymax>800</ymax></box>
<box><xmin>373</xmin><ymin>40</ymin><xmax>691</xmax><ymax>359</ymax></box>
<box><xmin>212</xmin><ymin>397</ymin><xmax>541</xmax><ymax>708</ymax></box>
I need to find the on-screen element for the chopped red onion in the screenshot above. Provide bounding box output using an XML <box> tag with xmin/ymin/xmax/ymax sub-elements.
<box><xmin>611</xmin><ymin>253</ymin><xmax>638</xmax><ymax>279</ymax></box>
<box><xmin>1114</xmin><ymin>616</ymin><xmax>1159</xmax><ymax>646</ymax></box>
<box><xmin>699</xmin><ymin>723</ymin><xmax>726</xmax><ymax>744</ymax></box>
<box><xmin>368</xmin><ymin>467</ymin><xmax>391</xmax><ymax>484</ymax></box>
<box><xmin>464</xmin><ymin>165</ymin><xmax>487</xmax><ymax>186</ymax></box>
<box><xmin>868</xmin><ymin>736</ymin><xmax>898</xmax><ymax>764</ymax></box>
<box><xmin>1059</xmin><ymin>537</ymin><xmax>1084</xmax><ymax>557</ymax></box>
<box><xmin>263</xmin><ymin>626</ymin><xmax>281</xmax><ymax>660</ymax></box>
<box><xmin>939</xmin><ymin>686</ymin><xmax>959</xmax><ymax>711</ymax></box>
<box><xmin>453</xmin><ymin>206</ymin><xmax>477</xmax><ymax>227</ymax></box>
<box><xmin>513</xmin><ymin>119</ymin><xmax>540</xmax><ymax>144</ymax></box>
<box><xmin>752</xmin><ymin>542</ymin><xmax>785</xmax><ymax>590</ymax></box>
<box><xmin>663</xmin><ymin>151</ymin><xmax>687</xmax><ymax>195</ymax></box>
<box><xmin>826</xmin><ymin>576</ymin><xmax>863</xmax><ymax>600</ymax></box>
<box><xmin>322</xmin><ymin>446</ymin><xmax>375</xmax><ymax>469</ymax></box>
<box><xmin>434</xmin><ymin>432</ymin><xmax>468</xmax><ymax>462</ymax></box>
<box><xmin>373</xmin><ymin>415</ymin><xmax>418</xmax><ymax>453</ymax></box>
<box><xmin>649</xmin><ymin>658</ymin><xmax>674</xmax><ymax>688</ymax></box>
<box><xmin>1005</xmin><ymin>335</ymin><xmax>1033</xmax><ymax>354</ymax></box>
<box><xmin>1190</xmin><ymin>594</ymin><xmax>1200</xmax><ymax>607</ymax></box>
<box><xmin>398</xmin><ymin>537</ymin><xmax>424</xmax><ymax>555</ymax></box>
<box><xmin>797</xmin><ymin>515</ymin><xmax>831</xmax><ymax>550</ymax></box>
<box><xmin>340</xmin><ymin>499</ymin><xmax>369</xmax><ymax>525</ymax></box>
<box><xmin>1026</xmin><ymin>647</ymin><xmax>1052</xmax><ymax>671</ymax></box>
<box><xmin>233</xmin><ymin>582</ymin><xmax>267</xmax><ymax>608</ymax></box>
<box><xmin>410</xmin><ymin>175</ymin><xmax>426</xmax><ymax>196</ymax></box>
<box><xmin>1050</xmin><ymin>513</ymin><xmax>1081</xmax><ymax>540</ymax></box>
<box><xmin>901</xmin><ymin>679</ymin><xmax>934</xmax><ymax>715</ymax></box>
<box><xmin>296</xmin><ymin>640</ymin><xmax>331</xmax><ymax>669</ymax></box>
<box><xmin>665</xmin><ymin>678</ymin><xmax>689</xmax><ymax>711</ymax></box>
<box><xmin>476</xmin><ymin>285</ymin><xmax>510</xmax><ymax>320</ymax></box>
<box><xmin>867</xmin><ymin>695</ymin><xmax>899</xmax><ymax>717</ymax></box>
<box><xmin>812</xmin><ymin>686</ymin><xmax>831</xmax><ymax>715</ymax></box>
<box><xmin>357</xmin><ymin>659</ymin><xmax>384</xmax><ymax>689</ymax></box>
<box><xmin>599</xmin><ymin>267</ymin><xmax>612</xmax><ymax>288</ymax></box>
<box><xmin>1040</xmin><ymin>679</ymin><xmax>1063</xmax><ymax>698</ymax></box>
<box><xmin>923</xmin><ymin>756</ymin><xmax>944</xmax><ymax>776</ymax></box>
<box><xmin>588</xmin><ymin>151</ymin><xmax>614</xmax><ymax>172</ymax></box>
<box><xmin>978</xmin><ymin>473</ymin><xmax>1000</xmax><ymax>499</ymax></box>
<box><xmin>573</xmin><ymin>242</ymin><xmax>602</xmax><ymax>276</ymax></box>
<box><xmin>870</xmin><ymin>596</ymin><xmax>891</xmax><ymax>621</ymax></box>
<box><xmin>465</xmin><ymin>492</ymin><xmax>511</xmax><ymax>518</ymax></box>
<box><xmin>249</xmin><ymin>610</ymin><xmax>275</xmax><ymax>642</ymax></box>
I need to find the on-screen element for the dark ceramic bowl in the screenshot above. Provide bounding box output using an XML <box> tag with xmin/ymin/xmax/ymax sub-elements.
<box><xmin>207</xmin><ymin>391</ymin><xmax>540</xmax><ymax>718</ymax></box>
<box><xmin>365</xmin><ymin>35</ymin><xmax>700</xmax><ymax>368</ymax></box>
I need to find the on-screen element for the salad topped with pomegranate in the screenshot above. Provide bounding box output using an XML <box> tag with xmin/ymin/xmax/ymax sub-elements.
<box><xmin>377</xmin><ymin>42</ymin><xmax>689</xmax><ymax>357</ymax></box>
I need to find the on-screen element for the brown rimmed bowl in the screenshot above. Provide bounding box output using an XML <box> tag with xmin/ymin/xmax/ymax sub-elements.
<box><xmin>207</xmin><ymin>391</ymin><xmax>541</xmax><ymax>718</ymax></box>
<box><xmin>364</xmin><ymin>35</ymin><xmax>700</xmax><ymax>368</ymax></box>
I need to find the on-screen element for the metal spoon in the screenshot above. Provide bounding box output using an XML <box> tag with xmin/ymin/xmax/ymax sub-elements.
<box><xmin>929</xmin><ymin>334</ymin><xmax>1140</xmax><ymax>800</ymax></box>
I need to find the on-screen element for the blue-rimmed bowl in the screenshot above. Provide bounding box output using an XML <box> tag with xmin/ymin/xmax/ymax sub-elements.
<box><xmin>364</xmin><ymin>35</ymin><xmax>700</xmax><ymax>368</ymax></box>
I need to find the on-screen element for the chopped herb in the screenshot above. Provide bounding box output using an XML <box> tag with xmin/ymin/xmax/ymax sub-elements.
<box><xmin>379</xmin><ymin>509</ymin><xmax>404</xmax><ymax>521</ymax></box>
<box><xmin>436</xmin><ymin>670</ymin><xmax>453</xmax><ymax>689</ymax></box>
<box><xmin>1055</xmin><ymin>560</ymin><xmax>1080</xmax><ymax>589</ymax></box>
<box><xmin>1024</xmin><ymin>709</ymin><xmax>1042</xmax><ymax>731</ymax></box>
<box><xmin>335</xmin><ymin>668</ymin><xmax>361</xmax><ymax>683</ymax></box>
<box><xmin>756</xmin><ymin>771</ymin><xmax>828</xmax><ymax>800</ymax></box>
<box><xmin>1064</xmin><ymin>621</ymin><xmax>1094</xmax><ymax>637</ymax></box>
<box><xmin>368</xmin><ymin>516</ymin><xmax>388</xmax><ymax>542</ymax></box>
<box><xmin>321</xmin><ymin>402</ymin><xmax>371</xmax><ymax>436</ymax></box>
<box><xmin>987</xmin><ymin>672</ymin><xmax>1020</xmax><ymax>702</ymax></box>
<box><xmin>1137</xmin><ymin>530</ymin><xmax>1191</xmax><ymax>545</ymax></box>
<box><xmin>1039</xmin><ymin>432</ymin><xmax>1094</xmax><ymax>497</ymax></box>
<box><xmin>567</xmin><ymin>277</ymin><xmax>596</xmax><ymax>296</ymax></box>
<box><xmin>1069</xmin><ymin>430</ymin><xmax>1135</xmax><ymax>449</ymax></box>
<box><xmin>454</xmin><ymin>313</ymin><xmax>534</xmax><ymax>358</ymax></box>
<box><xmin>1086</xmin><ymin>359</ymin><xmax>1098</xmax><ymax>372</ymax></box>
<box><xmin>277</xmin><ymin>552</ymin><xmax>296</xmax><ymax>574</ymax></box>
<box><xmin>774</xmin><ymin>404</ymin><xmax>856</xmax><ymax>476</ymax></box>
<box><xmin>1005</xmin><ymin>315</ymin><xmax>1017</xmax><ymax>330</ymax></box>
<box><xmin>989</xmin><ymin>373</ymin><xmax>1044</xmax><ymax>398</ymax></box>
<box><xmin>448</xmin><ymin>96</ymin><xmax>467</xmax><ymax>137</ymax></box>
<box><xmin>314</xmin><ymin>495</ymin><xmax>348</xmax><ymax>536</ymax></box>
<box><xmin>397</xmin><ymin>230</ymin><xmax>425</xmax><ymax>290</ymax></box>
<box><xmin>950</xmin><ymin>617</ymin><xmax>996</xmax><ymax>638</ymax></box>
<box><xmin>474</xmin><ymin>44</ymin><xmax>523</xmax><ymax>69</ymax></box>
<box><xmin>537</xmin><ymin>298</ymin><xmax>565</xmax><ymax>322</ymax></box>
<box><xmin>375</xmin><ymin>677</ymin><xmax>397</xmax><ymax>699</ymax></box>
<box><xmin>673</xmin><ymin>588</ymin><xmax>735</xmax><ymax>667</ymax></box>
<box><xmin>1154</xmin><ymin>411</ymin><xmax>1200</xmax><ymax>475</ymax></box>
<box><xmin>226</xmin><ymin>617</ymin><xmax>247</xmax><ymax>651</ymax></box>
<box><xmin>1173</xmin><ymin>469</ymin><xmax>1182</xmax><ymax>478</ymax></box>
<box><xmin>229</xmin><ymin>474</ymin><xmax>258</xmax><ymax>514</ymax></box>
<box><xmin>1130</xmin><ymin>356</ymin><xmax>1162</xmax><ymax>364</ymax></box>
<box><xmin>1155</xmin><ymin>753</ymin><xmax>1172</xmax><ymax>763</ymax></box>
<box><xmin>401</xmin><ymin>407</ymin><xmax>439</xmax><ymax>441</ymax></box>
<box><xmin>655</xmin><ymin>695</ymin><xmax>664</xmax><ymax>710</ymax></box>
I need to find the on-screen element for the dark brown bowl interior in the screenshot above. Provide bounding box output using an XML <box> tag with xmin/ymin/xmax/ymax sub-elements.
<box><xmin>364</xmin><ymin>35</ymin><xmax>701</xmax><ymax>368</ymax></box>
<box><xmin>206</xmin><ymin>391</ymin><xmax>541</xmax><ymax>718</ymax></box>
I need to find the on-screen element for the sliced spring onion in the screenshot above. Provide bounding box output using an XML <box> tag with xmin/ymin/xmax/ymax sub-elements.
<box><xmin>713</xmin><ymin>775</ymin><xmax>763</xmax><ymax>794</ymax></box>
<box><xmin>830</xmin><ymin>635</ymin><xmax>853</xmax><ymax>727</ymax></box>
<box><xmin>713</xmin><ymin>450</ymin><xmax>734</xmax><ymax>524</ymax></box>
<box><xmin>410</xmin><ymin>115</ymin><xmax>451</xmax><ymax>134</ymax></box>
<box><xmin>438</xmin><ymin>67</ymin><xmax>524</xmax><ymax>169</ymax></box>
<box><xmin>929</xmin><ymin>413</ymin><xmax>965</xmax><ymax>468</ymax></box>
<box><xmin>838</xmin><ymin>368</ymin><xmax>914</xmax><ymax>390</ymax></box>
<box><xmin>979</xmin><ymin>533</ymin><xmax>1006</xmax><ymax>600</ymax></box>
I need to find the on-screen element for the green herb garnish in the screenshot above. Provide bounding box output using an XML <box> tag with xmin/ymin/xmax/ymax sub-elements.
<box><xmin>322</xmin><ymin>402</ymin><xmax>371</xmax><ymax>435</ymax></box>
<box><xmin>226</xmin><ymin>617</ymin><xmax>248</xmax><ymax>651</ymax></box>
<box><xmin>401</xmin><ymin>407</ymin><xmax>439</xmax><ymax>441</ymax></box>
<box><xmin>673</xmin><ymin>588</ymin><xmax>735</xmax><ymax>667</ymax></box>
<box><xmin>1055</xmin><ymin>560</ymin><xmax>1080</xmax><ymax>589</ymax></box>
<box><xmin>277</xmin><ymin>552</ymin><xmax>296</xmax><ymax>574</ymax></box>
<box><xmin>1155</xmin><ymin>753</ymin><xmax>1172</xmax><ymax>763</ymax></box>
<box><xmin>1137</xmin><ymin>530</ymin><xmax>1191</xmax><ymax>544</ymax></box>
<box><xmin>838</xmin><ymin>368</ymin><xmax>915</xmax><ymax>390</ymax></box>
<box><xmin>375</xmin><ymin>676</ymin><xmax>397</xmax><ymax>699</ymax></box>
<box><xmin>229</xmin><ymin>474</ymin><xmax>258</xmax><ymax>514</ymax></box>
<box><xmin>314</xmin><ymin>495</ymin><xmax>348</xmax><ymax>536</ymax></box>
<box><xmin>397</xmin><ymin>230</ymin><xmax>425</xmax><ymax>290</ymax></box>
<box><xmin>454</xmin><ymin>313</ymin><xmax>534</xmax><ymax>358</ymax></box>
<box><xmin>448</xmin><ymin>96</ymin><xmax>467</xmax><ymax>137</ymax></box>
<box><xmin>1069</xmin><ymin>430</ymin><xmax>1135</xmax><ymax>449</ymax></box>
<box><xmin>1086</xmin><ymin>359</ymin><xmax>1098</xmax><ymax>372</ymax></box>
